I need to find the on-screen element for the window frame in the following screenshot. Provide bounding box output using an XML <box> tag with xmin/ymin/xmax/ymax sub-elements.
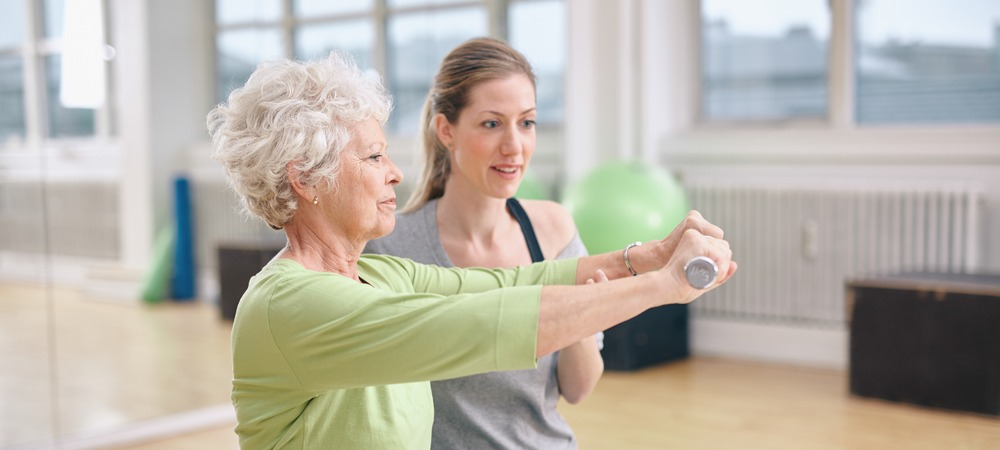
<box><xmin>664</xmin><ymin>0</ymin><xmax>1000</xmax><ymax>165</ymax></box>
<box><xmin>210</xmin><ymin>0</ymin><xmax>564</xmax><ymax>137</ymax></box>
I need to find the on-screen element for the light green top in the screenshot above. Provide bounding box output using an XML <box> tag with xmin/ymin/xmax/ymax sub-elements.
<box><xmin>231</xmin><ymin>253</ymin><xmax>578</xmax><ymax>449</ymax></box>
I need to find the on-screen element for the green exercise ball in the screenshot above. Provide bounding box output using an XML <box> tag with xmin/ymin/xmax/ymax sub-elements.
<box><xmin>562</xmin><ymin>161</ymin><xmax>689</xmax><ymax>255</ymax></box>
<box><xmin>514</xmin><ymin>171</ymin><xmax>550</xmax><ymax>200</ymax></box>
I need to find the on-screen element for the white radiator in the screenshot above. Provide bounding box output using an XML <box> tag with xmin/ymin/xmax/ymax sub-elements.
<box><xmin>0</xmin><ymin>180</ymin><xmax>120</xmax><ymax>260</ymax></box>
<box><xmin>686</xmin><ymin>180</ymin><xmax>983</xmax><ymax>326</ymax></box>
<box><xmin>192</xmin><ymin>179</ymin><xmax>285</xmax><ymax>271</ymax></box>
<box><xmin>0</xmin><ymin>177</ymin><xmax>279</xmax><ymax>288</ymax></box>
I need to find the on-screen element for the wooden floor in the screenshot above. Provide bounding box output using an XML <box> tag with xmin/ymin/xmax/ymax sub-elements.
<box><xmin>0</xmin><ymin>282</ymin><xmax>233</xmax><ymax>449</ymax></box>
<box><xmin>4</xmin><ymin>282</ymin><xmax>999</xmax><ymax>449</ymax></box>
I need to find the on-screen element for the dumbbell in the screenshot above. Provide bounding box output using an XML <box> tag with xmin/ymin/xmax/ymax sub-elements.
<box><xmin>684</xmin><ymin>256</ymin><xmax>718</xmax><ymax>289</ymax></box>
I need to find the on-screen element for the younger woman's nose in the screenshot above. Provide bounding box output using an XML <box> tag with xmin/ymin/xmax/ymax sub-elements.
<box><xmin>499</xmin><ymin>127</ymin><xmax>522</xmax><ymax>156</ymax></box>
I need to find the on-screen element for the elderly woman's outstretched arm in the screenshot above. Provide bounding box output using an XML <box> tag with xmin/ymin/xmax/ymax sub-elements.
<box><xmin>364</xmin><ymin>209</ymin><xmax>736</xmax><ymax>360</ymax></box>
<box><xmin>536</xmin><ymin>223</ymin><xmax>736</xmax><ymax>357</ymax></box>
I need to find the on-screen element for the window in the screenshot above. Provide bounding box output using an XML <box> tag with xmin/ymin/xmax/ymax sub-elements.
<box><xmin>212</xmin><ymin>0</ymin><xmax>566</xmax><ymax>134</ymax></box>
<box><xmin>295</xmin><ymin>21</ymin><xmax>374</xmax><ymax>67</ymax></box>
<box><xmin>215</xmin><ymin>28</ymin><xmax>284</xmax><ymax>104</ymax></box>
<box><xmin>699</xmin><ymin>0</ymin><xmax>1000</xmax><ymax>126</ymax></box>
<box><xmin>0</xmin><ymin>1</ymin><xmax>27</xmax><ymax>143</ymax></box>
<box><xmin>45</xmin><ymin>55</ymin><xmax>96</xmax><ymax>138</ymax></box>
<box><xmin>0</xmin><ymin>57</ymin><xmax>26</xmax><ymax>143</ymax></box>
<box><xmin>0</xmin><ymin>0</ymin><xmax>109</xmax><ymax>147</ymax></box>
<box><xmin>700</xmin><ymin>0</ymin><xmax>830</xmax><ymax>122</ymax></box>
<box><xmin>509</xmin><ymin>0</ymin><xmax>566</xmax><ymax>124</ymax></box>
<box><xmin>855</xmin><ymin>0</ymin><xmax>1000</xmax><ymax>125</ymax></box>
<box><xmin>387</xmin><ymin>7</ymin><xmax>487</xmax><ymax>133</ymax></box>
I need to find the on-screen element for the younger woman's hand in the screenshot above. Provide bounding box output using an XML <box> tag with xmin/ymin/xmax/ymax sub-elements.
<box><xmin>585</xmin><ymin>269</ymin><xmax>609</xmax><ymax>285</ymax></box>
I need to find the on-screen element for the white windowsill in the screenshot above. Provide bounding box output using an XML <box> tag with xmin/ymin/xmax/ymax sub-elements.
<box><xmin>662</xmin><ymin>125</ymin><xmax>1000</xmax><ymax>166</ymax></box>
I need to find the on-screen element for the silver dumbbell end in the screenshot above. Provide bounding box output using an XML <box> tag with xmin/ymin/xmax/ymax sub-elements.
<box><xmin>684</xmin><ymin>256</ymin><xmax>718</xmax><ymax>289</ymax></box>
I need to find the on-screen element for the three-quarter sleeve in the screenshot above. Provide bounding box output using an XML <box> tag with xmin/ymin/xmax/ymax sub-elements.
<box><xmin>238</xmin><ymin>256</ymin><xmax>578</xmax><ymax>392</ymax></box>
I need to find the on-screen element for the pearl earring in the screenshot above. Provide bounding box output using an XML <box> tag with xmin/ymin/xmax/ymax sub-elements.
<box><xmin>312</xmin><ymin>196</ymin><xmax>319</xmax><ymax>205</ymax></box>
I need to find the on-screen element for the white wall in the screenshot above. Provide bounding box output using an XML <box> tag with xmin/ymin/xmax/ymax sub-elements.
<box><xmin>112</xmin><ymin>0</ymin><xmax>214</xmax><ymax>276</ymax></box>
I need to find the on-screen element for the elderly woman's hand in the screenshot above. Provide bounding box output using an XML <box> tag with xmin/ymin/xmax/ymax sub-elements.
<box><xmin>656</xmin><ymin>227</ymin><xmax>737</xmax><ymax>304</ymax></box>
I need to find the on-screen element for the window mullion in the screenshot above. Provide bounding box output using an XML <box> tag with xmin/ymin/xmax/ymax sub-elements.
<box><xmin>95</xmin><ymin>0</ymin><xmax>112</xmax><ymax>138</ymax></box>
<box><xmin>22</xmin><ymin>0</ymin><xmax>45</xmax><ymax>147</ymax></box>
<box><xmin>488</xmin><ymin>0</ymin><xmax>507</xmax><ymax>39</ymax></box>
<box><xmin>374</xmin><ymin>0</ymin><xmax>388</xmax><ymax>78</ymax></box>
<box><xmin>282</xmin><ymin>0</ymin><xmax>294</xmax><ymax>58</ymax></box>
<box><xmin>828</xmin><ymin>0</ymin><xmax>855</xmax><ymax>129</ymax></box>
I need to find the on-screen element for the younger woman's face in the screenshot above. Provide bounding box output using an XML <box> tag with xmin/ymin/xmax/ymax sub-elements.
<box><xmin>442</xmin><ymin>74</ymin><xmax>536</xmax><ymax>200</ymax></box>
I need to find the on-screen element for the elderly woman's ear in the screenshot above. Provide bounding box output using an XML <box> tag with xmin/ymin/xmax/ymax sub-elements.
<box><xmin>286</xmin><ymin>162</ymin><xmax>313</xmax><ymax>203</ymax></box>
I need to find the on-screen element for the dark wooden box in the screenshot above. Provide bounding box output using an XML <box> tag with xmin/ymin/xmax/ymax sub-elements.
<box><xmin>217</xmin><ymin>244</ymin><xmax>283</xmax><ymax>321</ymax></box>
<box><xmin>601</xmin><ymin>304</ymin><xmax>689</xmax><ymax>371</ymax></box>
<box><xmin>847</xmin><ymin>272</ymin><xmax>1000</xmax><ymax>415</ymax></box>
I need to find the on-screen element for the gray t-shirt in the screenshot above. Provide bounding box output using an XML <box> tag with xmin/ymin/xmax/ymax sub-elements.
<box><xmin>365</xmin><ymin>198</ymin><xmax>589</xmax><ymax>450</ymax></box>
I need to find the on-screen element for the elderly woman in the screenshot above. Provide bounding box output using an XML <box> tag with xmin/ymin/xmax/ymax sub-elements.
<box><xmin>207</xmin><ymin>53</ymin><xmax>736</xmax><ymax>450</ymax></box>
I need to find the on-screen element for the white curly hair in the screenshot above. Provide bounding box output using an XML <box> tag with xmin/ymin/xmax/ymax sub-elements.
<box><xmin>207</xmin><ymin>52</ymin><xmax>392</xmax><ymax>229</ymax></box>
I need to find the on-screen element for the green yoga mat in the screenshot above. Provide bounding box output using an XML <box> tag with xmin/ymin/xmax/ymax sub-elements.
<box><xmin>140</xmin><ymin>226</ymin><xmax>174</xmax><ymax>303</ymax></box>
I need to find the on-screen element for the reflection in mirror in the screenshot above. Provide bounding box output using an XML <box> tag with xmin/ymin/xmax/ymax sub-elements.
<box><xmin>0</xmin><ymin>0</ymin><xmax>24</xmax><ymax>47</ymax></box>
<box><xmin>2</xmin><ymin>0</ymin><xmax>241</xmax><ymax>447</ymax></box>
<box><xmin>45</xmin><ymin>56</ymin><xmax>96</xmax><ymax>138</ymax></box>
<box><xmin>1</xmin><ymin>168</ymin><xmax>236</xmax><ymax>447</ymax></box>
<box><xmin>0</xmin><ymin>56</ymin><xmax>27</xmax><ymax>142</ymax></box>
<box><xmin>0</xmin><ymin>162</ymin><xmax>56</xmax><ymax>446</ymax></box>
<box><xmin>43</xmin><ymin>0</ymin><xmax>66</xmax><ymax>39</ymax></box>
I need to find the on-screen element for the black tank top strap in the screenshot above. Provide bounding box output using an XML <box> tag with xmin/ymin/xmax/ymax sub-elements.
<box><xmin>506</xmin><ymin>197</ymin><xmax>545</xmax><ymax>263</ymax></box>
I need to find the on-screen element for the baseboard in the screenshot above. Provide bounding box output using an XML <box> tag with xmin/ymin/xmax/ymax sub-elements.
<box><xmin>7</xmin><ymin>404</ymin><xmax>235</xmax><ymax>450</ymax></box>
<box><xmin>0</xmin><ymin>252</ymin><xmax>141</xmax><ymax>296</ymax></box>
<box><xmin>691</xmin><ymin>317</ymin><xmax>848</xmax><ymax>370</ymax></box>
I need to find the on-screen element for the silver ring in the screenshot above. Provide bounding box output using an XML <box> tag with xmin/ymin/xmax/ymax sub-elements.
<box><xmin>684</xmin><ymin>256</ymin><xmax>718</xmax><ymax>289</ymax></box>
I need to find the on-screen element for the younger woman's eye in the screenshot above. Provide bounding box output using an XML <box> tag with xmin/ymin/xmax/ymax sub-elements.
<box><xmin>483</xmin><ymin>120</ymin><xmax>500</xmax><ymax>129</ymax></box>
<box><xmin>521</xmin><ymin>119</ymin><xmax>536</xmax><ymax>128</ymax></box>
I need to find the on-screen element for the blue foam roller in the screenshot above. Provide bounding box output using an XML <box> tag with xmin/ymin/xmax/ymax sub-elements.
<box><xmin>171</xmin><ymin>175</ymin><xmax>196</xmax><ymax>300</ymax></box>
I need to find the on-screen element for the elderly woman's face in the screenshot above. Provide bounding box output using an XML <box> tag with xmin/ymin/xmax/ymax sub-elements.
<box><xmin>322</xmin><ymin>118</ymin><xmax>402</xmax><ymax>242</ymax></box>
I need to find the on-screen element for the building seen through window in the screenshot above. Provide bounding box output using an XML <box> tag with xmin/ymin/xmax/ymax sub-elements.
<box><xmin>855</xmin><ymin>0</ymin><xmax>1000</xmax><ymax>125</ymax></box>
<box><xmin>213</xmin><ymin>0</ymin><xmax>566</xmax><ymax>134</ymax></box>
<box><xmin>701</xmin><ymin>0</ymin><xmax>1000</xmax><ymax>126</ymax></box>
<box><xmin>701</xmin><ymin>0</ymin><xmax>830</xmax><ymax>122</ymax></box>
<box><xmin>387</xmin><ymin>7</ymin><xmax>487</xmax><ymax>134</ymax></box>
